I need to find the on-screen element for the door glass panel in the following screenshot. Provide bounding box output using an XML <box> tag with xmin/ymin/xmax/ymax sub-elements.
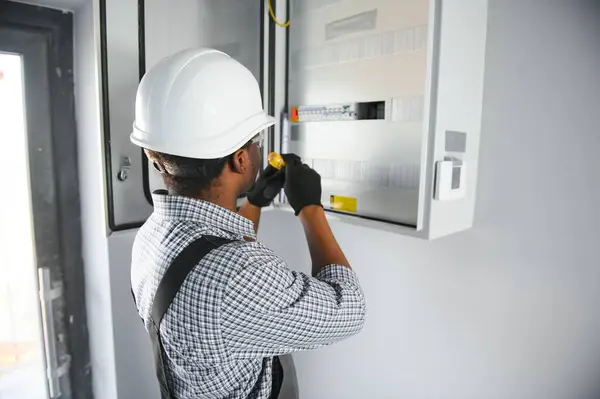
<box><xmin>143</xmin><ymin>0</ymin><xmax>264</xmax><ymax>195</ymax></box>
<box><xmin>0</xmin><ymin>53</ymin><xmax>47</xmax><ymax>399</ymax></box>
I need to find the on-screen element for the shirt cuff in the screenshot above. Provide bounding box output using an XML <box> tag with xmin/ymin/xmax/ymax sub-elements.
<box><xmin>315</xmin><ymin>264</ymin><xmax>360</xmax><ymax>286</ymax></box>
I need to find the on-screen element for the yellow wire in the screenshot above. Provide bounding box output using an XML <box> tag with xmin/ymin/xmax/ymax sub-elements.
<box><xmin>267</xmin><ymin>0</ymin><xmax>290</xmax><ymax>28</ymax></box>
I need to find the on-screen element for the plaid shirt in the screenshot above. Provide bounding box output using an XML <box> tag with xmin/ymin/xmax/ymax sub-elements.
<box><xmin>131</xmin><ymin>192</ymin><xmax>366</xmax><ymax>399</ymax></box>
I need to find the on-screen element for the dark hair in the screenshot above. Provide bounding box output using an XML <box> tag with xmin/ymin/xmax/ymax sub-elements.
<box><xmin>145</xmin><ymin>150</ymin><xmax>231</xmax><ymax>197</ymax></box>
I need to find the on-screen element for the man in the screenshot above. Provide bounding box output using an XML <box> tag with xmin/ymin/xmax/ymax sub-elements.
<box><xmin>130</xmin><ymin>48</ymin><xmax>366</xmax><ymax>399</ymax></box>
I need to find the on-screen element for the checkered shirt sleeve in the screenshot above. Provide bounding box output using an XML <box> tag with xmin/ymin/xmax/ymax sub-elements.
<box><xmin>222</xmin><ymin>249</ymin><xmax>366</xmax><ymax>357</ymax></box>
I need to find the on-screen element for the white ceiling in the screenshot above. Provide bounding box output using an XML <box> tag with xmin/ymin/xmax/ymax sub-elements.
<box><xmin>9</xmin><ymin>0</ymin><xmax>89</xmax><ymax>12</ymax></box>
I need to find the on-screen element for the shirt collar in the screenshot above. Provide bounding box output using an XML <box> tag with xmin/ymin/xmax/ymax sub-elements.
<box><xmin>151</xmin><ymin>191</ymin><xmax>256</xmax><ymax>240</ymax></box>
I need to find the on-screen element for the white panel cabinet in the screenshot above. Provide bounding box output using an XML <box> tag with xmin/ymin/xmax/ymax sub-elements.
<box><xmin>270</xmin><ymin>0</ymin><xmax>488</xmax><ymax>239</ymax></box>
<box><xmin>100</xmin><ymin>0</ymin><xmax>488</xmax><ymax>238</ymax></box>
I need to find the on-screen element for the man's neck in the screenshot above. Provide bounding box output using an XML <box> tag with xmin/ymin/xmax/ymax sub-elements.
<box><xmin>197</xmin><ymin>189</ymin><xmax>239</xmax><ymax>213</ymax></box>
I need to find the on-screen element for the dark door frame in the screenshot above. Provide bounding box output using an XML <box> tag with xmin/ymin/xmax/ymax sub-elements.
<box><xmin>0</xmin><ymin>2</ymin><xmax>92</xmax><ymax>398</ymax></box>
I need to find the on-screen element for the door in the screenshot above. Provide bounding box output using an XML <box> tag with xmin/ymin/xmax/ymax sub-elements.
<box><xmin>275</xmin><ymin>0</ymin><xmax>432</xmax><ymax>228</ymax></box>
<box><xmin>0</xmin><ymin>2</ymin><xmax>92</xmax><ymax>398</ymax></box>
<box><xmin>100</xmin><ymin>0</ymin><xmax>269</xmax><ymax>230</ymax></box>
<box><xmin>142</xmin><ymin>0</ymin><xmax>267</xmax><ymax>199</ymax></box>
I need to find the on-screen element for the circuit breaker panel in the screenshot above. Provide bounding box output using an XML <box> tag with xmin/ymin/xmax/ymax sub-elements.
<box><xmin>283</xmin><ymin>0</ymin><xmax>430</xmax><ymax>227</ymax></box>
<box><xmin>100</xmin><ymin>0</ymin><xmax>488</xmax><ymax>238</ymax></box>
<box><xmin>270</xmin><ymin>0</ymin><xmax>488</xmax><ymax>238</ymax></box>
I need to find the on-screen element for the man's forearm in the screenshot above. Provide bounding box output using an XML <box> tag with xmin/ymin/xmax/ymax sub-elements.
<box><xmin>299</xmin><ymin>206</ymin><xmax>350</xmax><ymax>276</ymax></box>
<box><xmin>238</xmin><ymin>200</ymin><xmax>261</xmax><ymax>233</ymax></box>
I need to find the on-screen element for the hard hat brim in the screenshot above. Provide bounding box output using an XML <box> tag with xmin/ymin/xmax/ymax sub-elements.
<box><xmin>131</xmin><ymin>112</ymin><xmax>276</xmax><ymax>159</ymax></box>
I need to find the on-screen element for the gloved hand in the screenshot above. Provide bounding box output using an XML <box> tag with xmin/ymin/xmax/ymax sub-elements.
<box><xmin>246</xmin><ymin>165</ymin><xmax>285</xmax><ymax>207</ymax></box>
<box><xmin>282</xmin><ymin>154</ymin><xmax>322</xmax><ymax>215</ymax></box>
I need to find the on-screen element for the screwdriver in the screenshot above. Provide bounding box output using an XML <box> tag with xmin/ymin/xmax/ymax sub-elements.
<box><xmin>261</xmin><ymin>153</ymin><xmax>286</xmax><ymax>201</ymax></box>
<box><xmin>268</xmin><ymin>152</ymin><xmax>286</xmax><ymax>170</ymax></box>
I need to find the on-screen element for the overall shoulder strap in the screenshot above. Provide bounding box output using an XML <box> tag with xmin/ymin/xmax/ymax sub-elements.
<box><xmin>148</xmin><ymin>235</ymin><xmax>234</xmax><ymax>399</ymax></box>
<box><xmin>151</xmin><ymin>235</ymin><xmax>234</xmax><ymax>326</ymax></box>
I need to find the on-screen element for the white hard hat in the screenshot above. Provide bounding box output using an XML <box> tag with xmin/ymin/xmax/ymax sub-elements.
<box><xmin>130</xmin><ymin>48</ymin><xmax>275</xmax><ymax>159</ymax></box>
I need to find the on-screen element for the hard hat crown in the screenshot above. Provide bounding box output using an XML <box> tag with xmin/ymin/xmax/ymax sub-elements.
<box><xmin>131</xmin><ymin>48</ymin><xmax>275</xmax><ymax>159</ymax></box>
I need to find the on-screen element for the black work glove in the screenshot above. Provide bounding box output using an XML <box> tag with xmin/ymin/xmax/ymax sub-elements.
<box><xmin>246</xmin><ymin>165</ymin><xmax>285</xmax><ymax>207</ymax></box>
<box><xmin>282</xmin><ymin>154</ymin><xmax>322</xmax><ymax>215</ymax></box>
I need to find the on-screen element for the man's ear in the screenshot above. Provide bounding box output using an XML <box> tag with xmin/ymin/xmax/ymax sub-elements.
<box><xmin>230</xmin><ymin>147</ymin><xmax>249</xmax><ymax>174</ymax></box>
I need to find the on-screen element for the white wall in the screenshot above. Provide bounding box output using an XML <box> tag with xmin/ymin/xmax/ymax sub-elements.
<box><xmin>12</xmin><ymin>0</ymin><xmax>85</xmax><ymax>11</ymax></box>
<box><xmin>74</xmin><ymin>2</ymin><xmax>158</xmax><ymax>398</ymax></box>
<box><xmin>75</xmin><ymin>0</ymin><xmax>600</xmax><ymax>398</ymax></box>
<box><xmin>73</xmin><ymin>0</ymin><xmax>158</xmax><ymax>397</ymax></box>
<box><xmin>107</xmin><ymin>231</ymin><xmax>159</xmax><ymax>398</ymax></box>
<box><xmin>74</xmin><ymin>1</ymin><xmax>118</xmax><ymax>398</ymax></box>
<box><xmin>259</xmin><ymin>1</ymin><xmax>600</xmax><ymax>398</ymax></box>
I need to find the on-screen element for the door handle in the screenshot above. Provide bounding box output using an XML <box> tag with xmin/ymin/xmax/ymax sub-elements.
<box><xmin>38</xmin><ymin>267</ymin><xmax>66</xmax><ymax>398</ymax></box>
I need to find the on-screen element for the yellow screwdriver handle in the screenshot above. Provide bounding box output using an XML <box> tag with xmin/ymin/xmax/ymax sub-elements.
<box><xmin>268</xmin><ymin>152</ymin><xmax>286</xmax><ymax>170</ymax></box>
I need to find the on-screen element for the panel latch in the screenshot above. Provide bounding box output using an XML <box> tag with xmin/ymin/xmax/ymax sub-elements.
<box><xmin>117</xmin><ymin>156</ymin><xmax>132</xmax><ymax>182</ymax></box>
